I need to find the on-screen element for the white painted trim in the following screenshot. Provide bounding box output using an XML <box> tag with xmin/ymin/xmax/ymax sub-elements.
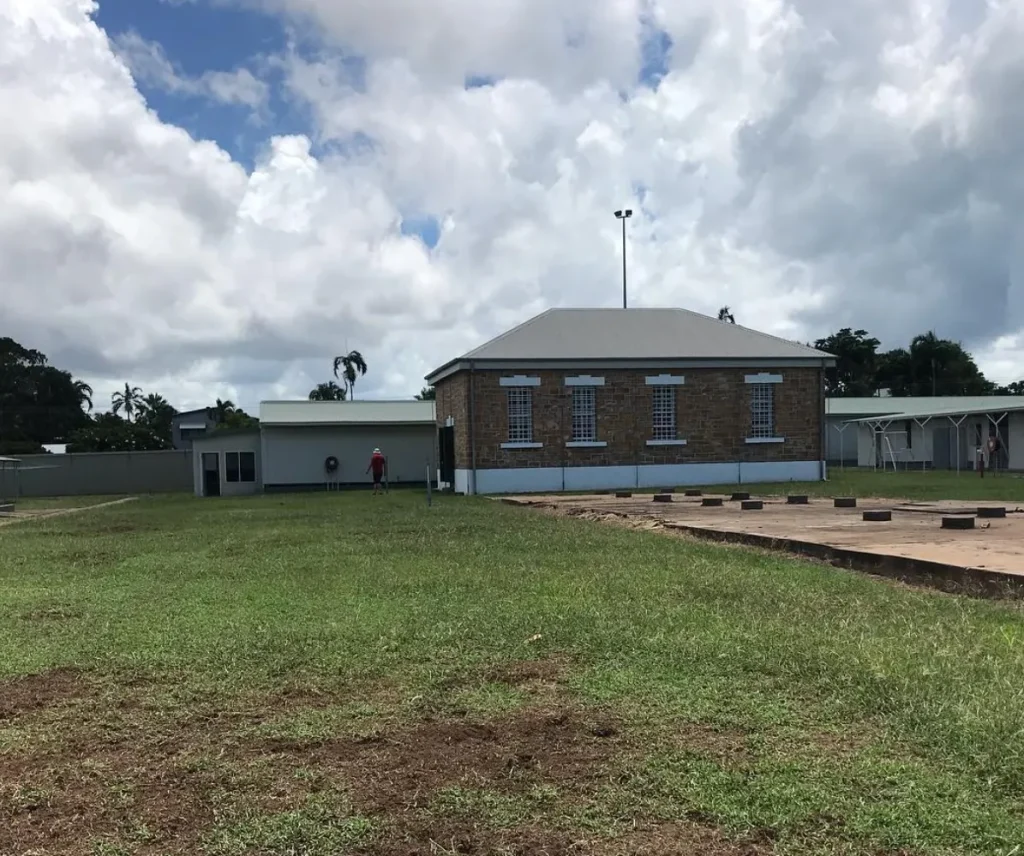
<box><xmin>745</xmin><ymin>437</ymin><xmax>785</xmax><ymax>444</ymax></box>
<box><xmin>501</xmin><ymin>442</ymin><xmax>543</xmax><ymax>449</ymax></box>
<box><xmin>645</xmin><ymin>374</ymin><xmax>686</xmax><ymax>386</ymax></box>
<box><xmin>566</xmin><ymin>441</ymin><xmax>608</xmax><ymax>448</ymax></box>
<box><xmin>457</xmin><ymin>460</ymin><xmax>824</xmax><ymax>495</ymax></box>
<box><xmin>564</xmin><ymin>375</ymin><xmax>605</xmax><ymax>387</ymax></box>
<box><xmin>646</xmin><ymin>439</ymin><xmax>688</xmax><ymax>446</ymax></box>
<box><xmin>499</xmin><ymin>375</ymin><xmax>541</xmax><ymax>387</ymax></box>
<box><xmin>745</xmin><ymin>373</ymin><xmax>783</xmax><ymax>384</ymax></box>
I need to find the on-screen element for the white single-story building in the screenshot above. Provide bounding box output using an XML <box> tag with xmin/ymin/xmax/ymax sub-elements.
<box><xmin>825</xmin><ymin>396</ymin><xmax>1024</xmax><ymax>470</ymax></box>
<box><xmin>191</xmin><ymin>400</ymin><xmax>437</xmax><ymax>497</ymax></box>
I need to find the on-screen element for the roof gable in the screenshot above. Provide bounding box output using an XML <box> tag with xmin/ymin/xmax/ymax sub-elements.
<box><xmin>428</xmin><ymin>308</ymin><xmax>831</xmax><ymax>380</ymax></box>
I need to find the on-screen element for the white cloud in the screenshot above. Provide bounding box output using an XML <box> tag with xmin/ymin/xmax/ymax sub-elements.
<box><xmin>3</xmin><ymin>0</ymin><xmax>1024</xmax><ymax>420</ymax></box>
<box><xmin>114</xmin><ymin>30</ymin><xmax>269</xmax><ymax>111</ymax></box>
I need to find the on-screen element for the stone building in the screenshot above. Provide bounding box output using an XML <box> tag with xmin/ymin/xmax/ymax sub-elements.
<box><xmin>425</xmin><ymin>308</ymin><xmax>835</xmax><ymax>495</ymax></box>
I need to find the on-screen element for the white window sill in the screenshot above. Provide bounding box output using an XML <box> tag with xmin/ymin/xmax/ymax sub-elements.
<box><xmin>646</xmin><ymin>439</ymin><xmax>688</xmax><ymax>446</ymax></box>
<box><xmin>745</xmin><ymin>437</ymin><xmax>785</xmax><ymax>444</ymax></box>
<box><xmin>501</xmin><ymin>442</ymin><xmax>543</xmax><ymax>449</ymax></box>
<box><xmin>566</xmin><ymin>441</ymin><xmax>607</xmax><ymax>448</ymax></box>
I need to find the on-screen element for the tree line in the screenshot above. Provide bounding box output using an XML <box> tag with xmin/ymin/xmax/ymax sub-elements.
<box><xmin>716</xmin><ymin>308</ymin><xmax>1020</xmax><ymax>397</ymax></box>
<box><xmin>0</xmin><ymin>338</ymin><xmax>257</xmax><ymax>455</ymax></box>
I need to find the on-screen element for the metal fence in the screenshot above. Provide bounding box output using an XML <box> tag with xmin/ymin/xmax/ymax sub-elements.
<box><xmin>15</xmin><ymin>450</ymin><xmax>193</xmax><ymax>497</ymax></box>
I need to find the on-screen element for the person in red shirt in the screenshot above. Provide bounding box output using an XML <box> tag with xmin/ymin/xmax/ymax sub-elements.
<box><xmin>366</xmin><ymin>447</ymin><xmax>386</xmax><ymax>494</ymax></box>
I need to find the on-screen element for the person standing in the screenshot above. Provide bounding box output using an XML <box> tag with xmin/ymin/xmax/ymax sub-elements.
<box><xmin>366</xmin><ymin>447</ymin><xmax>387</xmax><ymax>494</ymax></box>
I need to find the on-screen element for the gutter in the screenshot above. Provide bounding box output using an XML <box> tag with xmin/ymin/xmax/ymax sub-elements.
<box><xmin>820</xmin><ymin>358</ymin><xmax>828</xmax><ymax>481</ymax></box>
<box><xmin>469</xmin><ymin>360</ymin><xmax>477</xmax><ymax>496</ymax></box>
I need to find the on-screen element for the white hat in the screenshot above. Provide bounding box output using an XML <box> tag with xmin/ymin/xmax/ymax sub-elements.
<box><xmin>374</xmin><ymin>447</ymin><xmax>380</xmax><ymax>453</ymax></box>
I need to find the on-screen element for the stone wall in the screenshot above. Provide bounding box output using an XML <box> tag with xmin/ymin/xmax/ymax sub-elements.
<box><xmin>435</xmin><ymin>367</ymin><xmax>823</xmax><ymax>470</ymax></box>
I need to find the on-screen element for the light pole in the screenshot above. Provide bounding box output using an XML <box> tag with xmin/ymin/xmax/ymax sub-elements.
<box><xmin>614</xmin><ymin>209</ymin><xmax>633</xmax><ymax>308</ymax></box>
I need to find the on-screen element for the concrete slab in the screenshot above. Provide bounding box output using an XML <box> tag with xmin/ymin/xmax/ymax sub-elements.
<box><xmin>503</xmin><ymin>494</ymin><xmax>1024</xmax><ymax>596</ymax></box>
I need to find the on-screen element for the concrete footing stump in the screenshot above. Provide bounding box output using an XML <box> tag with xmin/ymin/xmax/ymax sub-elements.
<box><xmin>684</xmin><ymin>489</ymin><xmax>702</xmax><ymax>497</ymax></box>
<box><xmin>741</xmin><ymin>500</ymin><xmax>764</xmax><ymax>510</ymax></box>
<box><xmin>834</xmin><ymin>497</ymin><xmax>857</xmax><ymax>508</ymax></box>
<box><xmin>942</xmin><ymin>515</ymin><xmax>976</xmax><ymax>530</ymax></box>
<box><xmin>615</xmin><ymin>492</ymin><xmax>632</xmax><ymax>499</ymax></box>
<box><xmin>653</xmin><ymin>494</ymin><xmax>673</xmax><ymax>503</ymax></box>
<box><xmin>702</xmin><ymin>497</ymin><xmax>723</xmax><ymax>507</ymax></box>
<box><xmin>731</xmin><ymin>492</ymin><xmax>750</xmax><ymax>501</ymax></box>
<box><xmin>978</xmin><ymin>507</ymin><xmax>1006</xmax><ymax>519</ymax></box>
<box><xmin>863</xmin><ymin>510</ymin><xmax>891</xmax><ymax>522</ymax></box>
<box><xmin>787</xmin><ymin>495</ymin><xmax>809</xmax><ymax>504</ymax></box>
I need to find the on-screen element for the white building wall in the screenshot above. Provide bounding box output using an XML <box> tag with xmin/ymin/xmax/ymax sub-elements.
<box><xmin>191</xmin><ymin>432</ymin><xmax>262</xmax><ymax>497</ymax></box>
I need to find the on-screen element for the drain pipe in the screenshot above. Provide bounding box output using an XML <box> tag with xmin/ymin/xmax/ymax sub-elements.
<box><xmin>469</xmin><ymin>360</ymin><xmax>477</xmax><ymax>496</ymax></box>
<box><xmin>819</xmin><ymin>359</ymin><xmax>828</xmax><ymax>482</ymax></box>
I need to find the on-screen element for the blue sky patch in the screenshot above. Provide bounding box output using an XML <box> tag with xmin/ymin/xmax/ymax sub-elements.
<box><xmin>401</xmin><ymin>215</ymin><xmax>441</xmax><ymax>249</ymax></box>
<box><xmin>639</xmin><ymin>24</ymin><xmax>672</xmax><ymax>88</ymax></box>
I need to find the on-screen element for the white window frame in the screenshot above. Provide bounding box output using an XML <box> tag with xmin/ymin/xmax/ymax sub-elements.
<box><xmin>225</xmin><ymin>451</ymin><xmax>257</xmax><ymax>483</ymax></box>
<box><xmin>567</xmin><ymin>384</ymin><xmax>605</xmax><ymax>447</ymax></box>
<box><xmin>745</xmin><ymin>374</ymin><xmax>784</xmax><ymax>443</ymax></box>
<box><xmin>502</xmin><ymin>385</ymin><xmax>541</xmax><ymax>449</ymax></box>
<box><xmin>645</xmin><ymin>375</ymin><xmax>687</xmax><ymax>446</ymax></box>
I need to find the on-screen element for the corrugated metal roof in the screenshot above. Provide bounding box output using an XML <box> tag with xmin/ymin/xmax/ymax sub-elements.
<box><xmin>427</xmin><ymin>308</ymin><xmax>832</xmax><ymax>379</ymax></box>
<box><xmin>847</xmin><ymin>400</ymin><xmax>1024</xmax><ymax>423</ymax></box>
<box><xmin>0</xmin><ymin>456</ymin><xmax>20</xmax><ymax>463</ymax></box>
<box><xmin>260</xmin><ymin>400</ymin><xmax>436</xmax><ymax>426</ymax></box>
<box><xmin>827</xmin><ymin>396</ymin><xmax>1024</xmax><ymax>418</ymax></box>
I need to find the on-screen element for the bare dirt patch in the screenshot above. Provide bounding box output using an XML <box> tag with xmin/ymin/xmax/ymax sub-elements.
<box><xmin>0</xmin><ymin>667</ymin><xmax>90</xmax><ymax>721</ymax></box>
<box><xmin>0</xmin><ymin>664</ymin><xmax>770</xmax><ymax>856</ymax></box>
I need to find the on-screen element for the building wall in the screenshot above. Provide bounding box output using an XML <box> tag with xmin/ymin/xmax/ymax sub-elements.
<box><xmin>15</xmin><ymin>451</ymin><xmax>193</xmax><ymax>496</ymax></box>
<box><xmin>261</xmin><ymin>424</ymin><xmax>436</xmax><ymax>488</ymax></box>
<box><xmin>191</xmin><ymin>433</ymin><xmax>262</xmax><ymax>497</ymax></box>
<box><xmin>437</xmin><ymin>366</ymin><xmax>824</xmax><ymax>492</ymax></box>
<box><xmin>172</xmin><ymin>411</ymin><xmax>216</xmax><ymax>450</ymax></box>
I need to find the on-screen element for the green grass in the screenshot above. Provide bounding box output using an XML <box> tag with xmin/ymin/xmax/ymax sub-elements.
<box><xmin>11</xmin><ymin>494</ymin><xmax>127</xmax><ymax>511</ymax></box>
<box><xmin>3</xmin><ymin>487</ymin><xmax>1024</xmax><ymax>854</ymax></box>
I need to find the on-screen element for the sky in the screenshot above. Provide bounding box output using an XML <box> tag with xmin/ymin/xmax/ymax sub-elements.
<box><xmin>4</xmin><ymin>0</ymin><xmax>1024</xmax><ymax>414</ymax></box>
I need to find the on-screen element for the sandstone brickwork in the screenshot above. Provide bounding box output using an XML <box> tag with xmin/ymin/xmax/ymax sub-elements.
<box><xmin>433</xmin><ymin>367</ymin><xmax>823</xmax><ymax>470</ymax></box>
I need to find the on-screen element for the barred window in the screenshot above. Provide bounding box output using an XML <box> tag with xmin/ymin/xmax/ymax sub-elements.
<box><xmin>651</xmin><ymin>386</ymin><xmax>676</xmax><ymax>441</ymax></box>
<box><xmin>571</xmin><ymin>386</ymin><xmax>596</xmax><ymax>442</ymax></box>
<box><xmin>749</xmin><ymin>383</ymin><xmax>775</xmax><ymax>439</ymax></box>
<box><xmin>507</xmin><ymin>388</ymin><xmax>533</xmax><ymax>443</ymax></box>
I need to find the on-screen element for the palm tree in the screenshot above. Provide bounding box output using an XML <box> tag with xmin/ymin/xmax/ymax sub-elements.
<box><xmin>333</xmin><ymin>350</ymin><xmax>368</xmax><ymax>400</ymax></box>
<box><xmin>73</xmin><ymin>380</ymin><xmax>93</xmax><ymax>412</ymax></box>
<box><xmin>308</xmin><ymin>381</ymin><xmax>347</xmax><ymax>401</ymax></box>
<box><xmin>207</xmin><ymin>398</ymin><xmax>236</xmax><ymax>424</ymax></box>
<box><xmin>717</xmin><ymin>306</ymin><xmax>736</xmax><ymax>324</ymax></box>
<box><xmin>111</xmin><ymin>383</ymin><xmax>143</xmax><ymax>421</ymax></box>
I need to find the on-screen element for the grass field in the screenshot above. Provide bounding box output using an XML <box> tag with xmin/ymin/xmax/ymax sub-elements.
<box><xmin>3</xmin><ymin>482</ymin><xmax>1024</xmax><ymax>854</ymax></box>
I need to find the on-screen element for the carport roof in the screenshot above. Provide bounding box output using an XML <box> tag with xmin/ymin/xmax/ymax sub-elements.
<box><xmin>260</xmin><ymin>400</ymin><xmax>436</xmax><ymax>426</ymax></box>
<box><xmin>847</xmin><ymin>400</ymin><xmax>1024</xmax><ymax>423</ymax></box>
<box><xmin>827</xmin><ymin>396</ymin><xmax>1024</xmax><ymax>418</ymax></box>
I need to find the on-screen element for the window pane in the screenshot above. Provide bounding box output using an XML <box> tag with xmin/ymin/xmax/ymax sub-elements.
<box><xmin>239</xmin><ymin>452</ymin><xmax>256</xmax><ymax>483</ymax></box>
<box><xmin>507</xmin><ymin>388</ymin><xmax>533</xmax><ymax>443</ymax></box>
<box><xmin>652</xmin><ymin>386</ymin><xmax>676</xmax><ymax>440</ymax></box>
<box><xmin>571</xmin><ymin>386</ymin><xmax>596</xmax><ymax>442</ymax></box>
<box><xmin>225</xmin><ymin>452</ymin><xmax>240</xmax><ymax>482</ymax></box>
<box><xmin>749</xmin><ymin>384</ymin><xmax>774</xmax><ymax>438</ymax></box>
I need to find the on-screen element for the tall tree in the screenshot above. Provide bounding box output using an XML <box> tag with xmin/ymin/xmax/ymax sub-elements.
<box><xmin>0</xmin><ymin>338</ymin><xmax>90</xmax><ymax>445</ymax></box>
<box><xmin>138</xmin><ymin>393</ymin><xmax>178</xmax><ymax>443</ymax></box>
<box><xmin>308</xmin><ymin>381</ymin><xmax>346</xmax><ymax>401</ymax></box>
<box><xmin>73</xmin><ymin>380</ymin><xmax>93</xmax><ymax>412</ymax></box>
<box><xmin>333</xmin><ymin>350</ymin><xmax>367</xmax><ymax>400</ymax></box>
<box><xmin>214</xmin><ymin>408</ymin><xmax>259</xmax><ymax>431</ymax></box>
<box><xmin>416</xmin><ymin>386</ymin><xmax>436</xmax><ymax>401</ymax></box>
<box><xmin>207</xmin><ymin>398</ymin><xmax>236</xmax><ymax>425</ymax></box>
<box><xmin>717</xmin><ymin>306</ymin><xmax>736</xmax><ymax>324</ymax></box>
<box><xmin>877</xmin><ymin>332</ymin><xmax>994</xmax><ymax>396</ymax></box>
<box><xmin>111</xmin><ymin>384</ymin><xmax>143</xmax><ymax>421</ymax></box>
<box><xmin>813</xmin><ymin>328</ymin><xmax>882</xmax><ymax>397</ymax></box>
